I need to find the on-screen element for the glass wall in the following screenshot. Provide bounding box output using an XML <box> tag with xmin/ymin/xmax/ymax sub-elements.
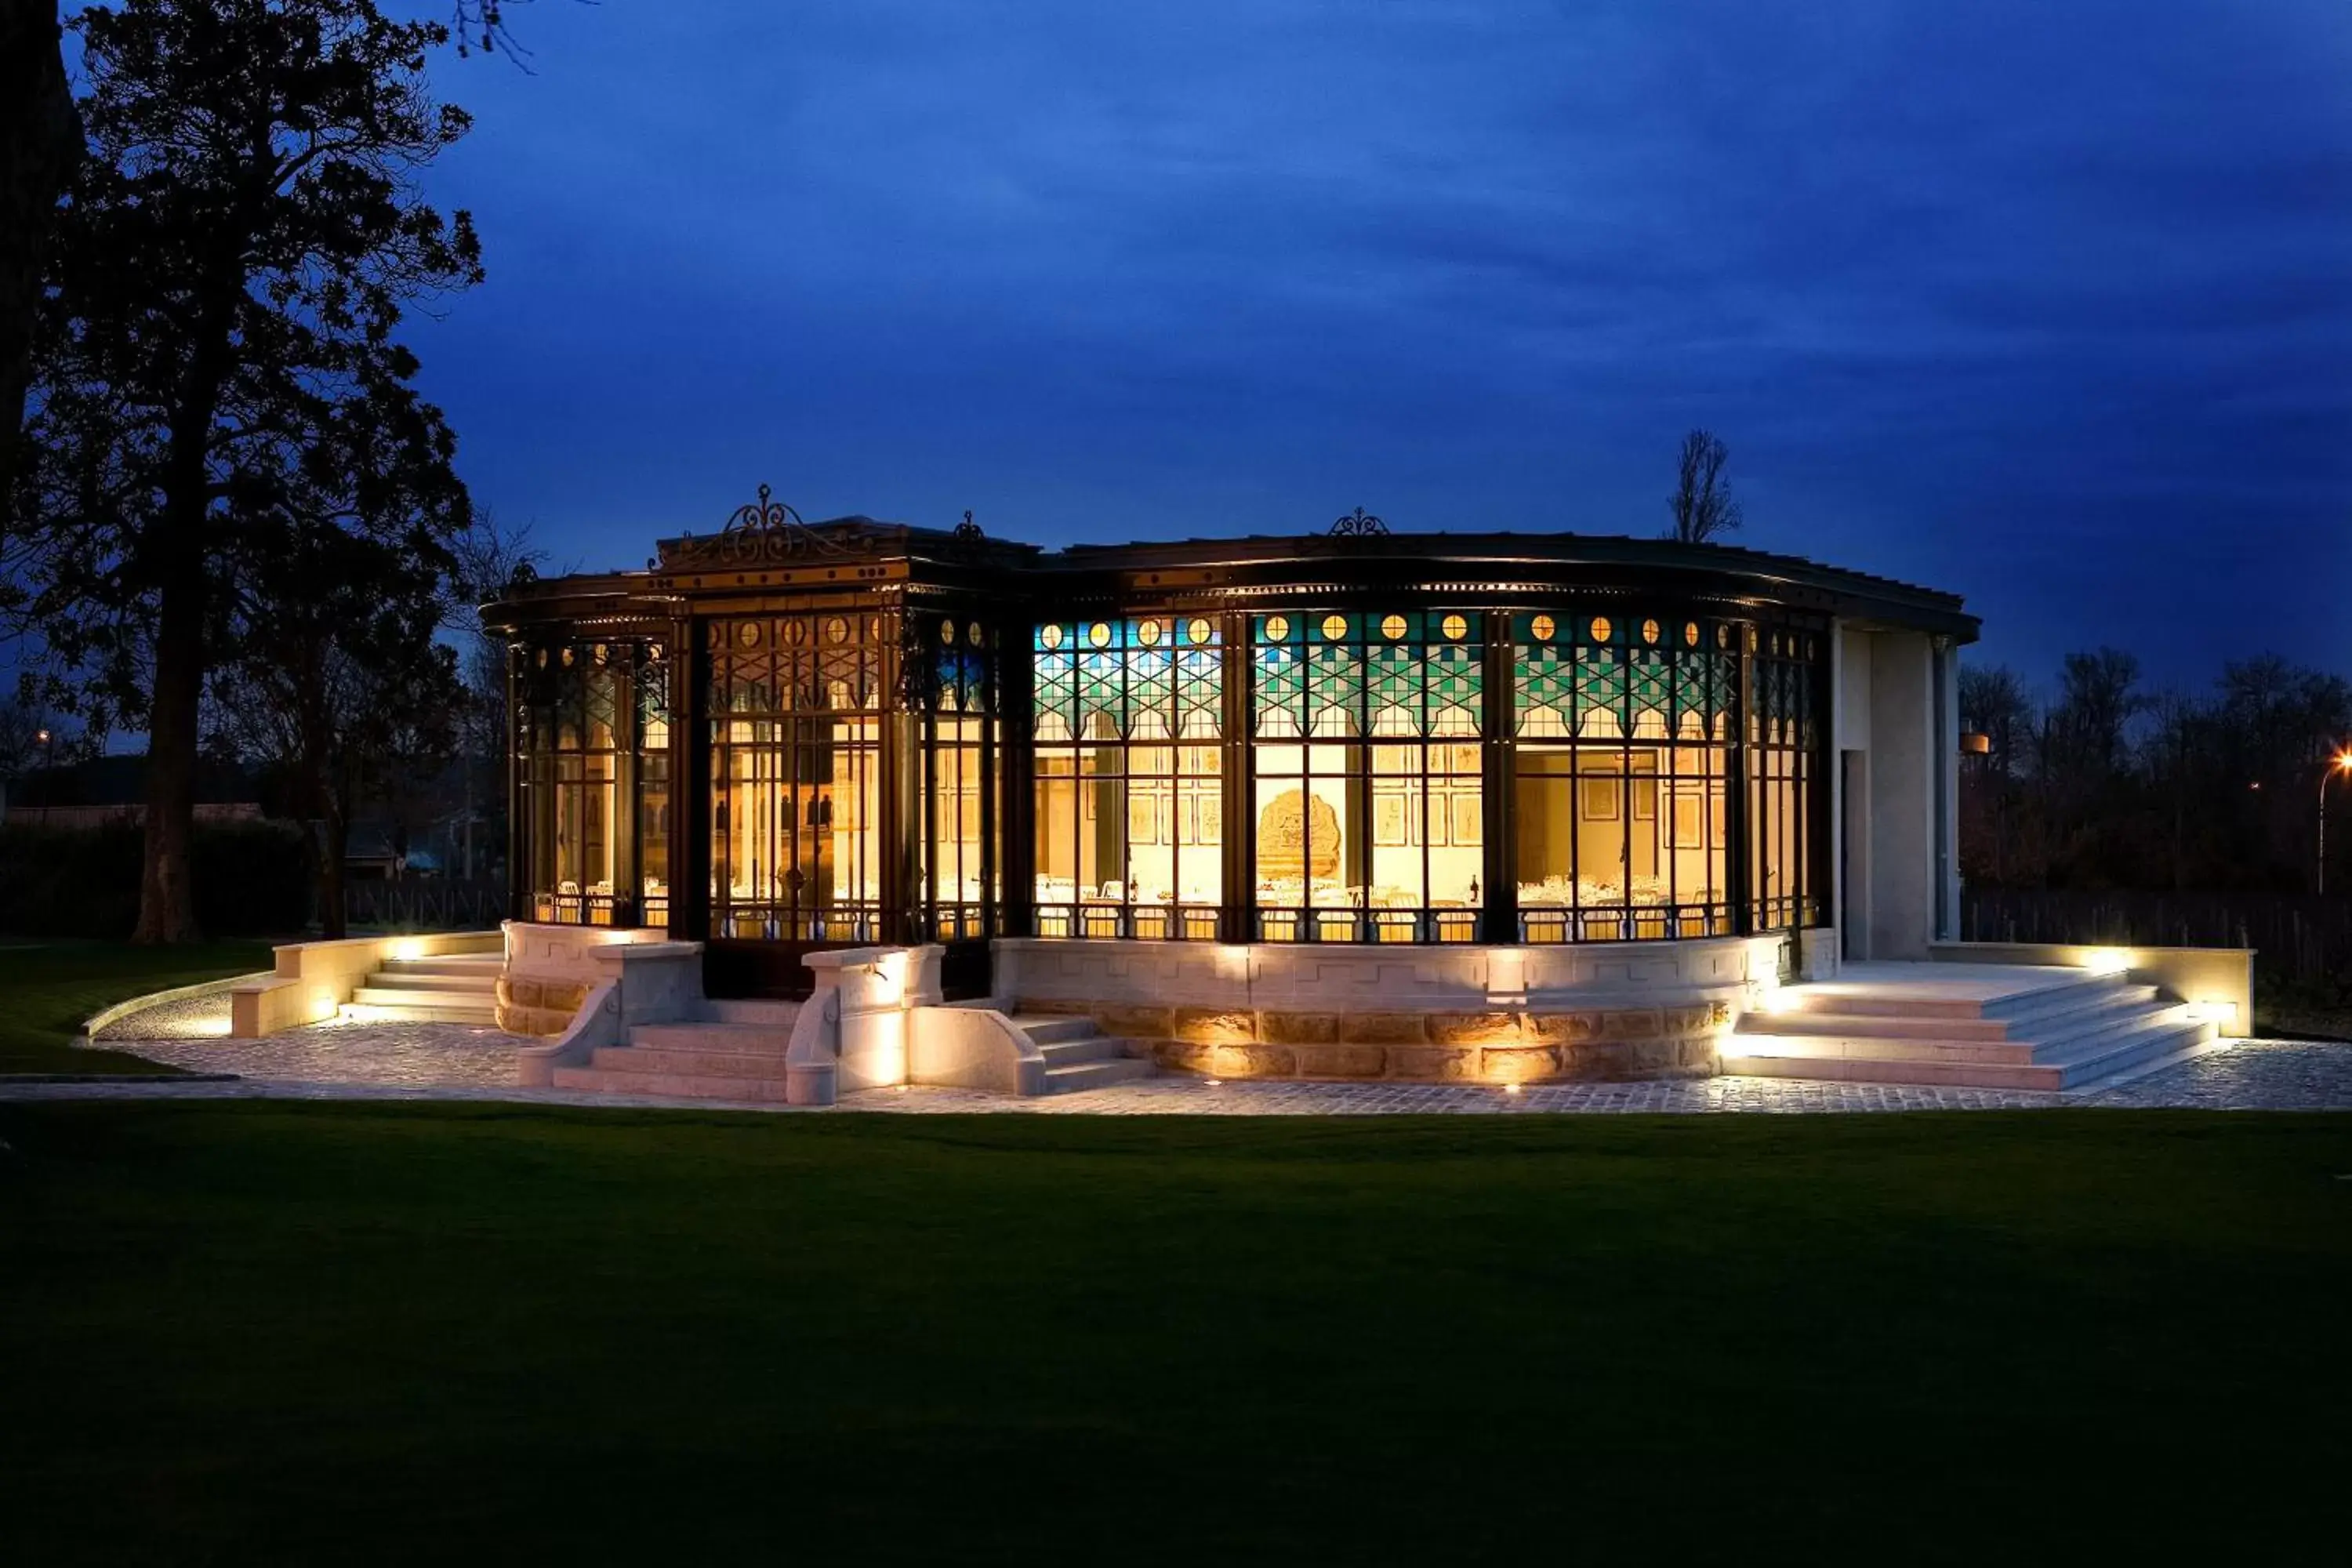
<box><xmin>1250</xmin><ymin>611</ymin><xmax>1483</xmax><ymax>942</ymax></box>
<box><xmin>708</xmin><ymin>613</ymin><xmax>884</xmax><ymax>942</ymax></box>
<box><xmin>516</xmin><ymin>640</ymin><xmax>666</xmax><ymax>927</ymax></box>
<box><xmin>1747</xmin><ymin>625</ymin><xmax>1824</xmax><ymax>931</ymax></box>
<box><xmin>1512</xmin><ymin>612</ymin><xmax>1733</xmax><ymax>941</ymax></box>
<box><xmin>1032</xmin><ymin>615</ymin><xmax>1223</xmax><ymax>938</ymax></box>
<box><xmin>919</xmin><ymin>613</ymin><xmax>995</xmax><ymax>941</ymax></box>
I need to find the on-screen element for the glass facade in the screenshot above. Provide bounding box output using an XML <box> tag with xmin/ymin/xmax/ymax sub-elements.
<box><xmin>1032</xmin><ymin>615</ymin><xmax>1224</xmax><ymax>939</ymax></box>
<box><xmin>506</xmin><ymin>594</ymin><xmax>1836</xmax><ymax>953</ymax></box>
<box><xmin>707</xmin><ymin>612</ymin><xmax>884</xmax><ymax>942</ymax></box>
<box><xmin>1512</xmin><ymin>612</ymin><xmax>1735</xmax><ymax>941</ymax></box>
<box><xmin>1250</xmin><ymin>611</ymin><xmax>1483</xmax><ymax>942</ymax></box>
<box><xmin>515</xmin><ymin>640</ymin><xmax>665</xmax><ymax>927</ymax></box>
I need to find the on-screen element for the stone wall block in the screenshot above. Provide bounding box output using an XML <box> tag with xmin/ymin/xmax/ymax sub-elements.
<box><xmin>1174</xmin><ymin>1007</ymin><xmax>1258</xmax><ymax>1045</ymax></box>
<box><xmin>1261</xmin><ymin>1010</ymin><xmax>1339</xmax><ymax>1045</ymax></box>
<box><xmin>1383</xmin><ymin>1046</ymin><xmax>1480</xmax><ymax>1081</ymax></box>
<box><xmin>1154</xmin><ymin>1040</ymin><xmax>1217</xmax><ymax>1074</ymax></box>
<box><xmin>1338</xmin><ymin>1012</ymin><xmax>1430</xmax><ymax>1045</ymax></box>
<box><xmin>1479</xmin><ymin>1044</ymin><xmax>1561</xmax><ymax>1083</ymax></box>
<box><xmin>1426</xmin><ymin>1011</ymin><xmax>1523</xmax><ymax>1046</ymax></box>
<box><xmin>1529</xmin><ymin>1011</ymin><xmax>1604</xmax><ymax>1044</ymax></box>
<box><xmin>1210</xmin><ymin>1043</ymin><xmax>1296</xmax><ymax>1079</ymax></box>
<box><xmin>1292</xmin><ymin>1044</ymin><xmax>1388</xmax><ymax>1079</ymax></box>
<box><xmin>1600</xmin><ymin>1007</ymin><xmax>1666</xmax><ymax>1040</ymax></box>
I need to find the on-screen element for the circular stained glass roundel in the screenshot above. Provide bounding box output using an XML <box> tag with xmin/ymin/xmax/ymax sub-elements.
<box><xmin>1265</xmin><ymin>615</ymin><xmax>1290</xmax><ymax>642</ymax></box>
<box><xmin>535</xmin><ymin>648</ymin><xmax>548</xmax><ymax>668</ymax></box>
<box><xmin>1747</xmin><ymin>626</ymin><xmax>1759</xmax><ymax>652</ymax></box>
<box><xmin>1321</xmin><ymin>614</ymin><xmax>1348</xmax><ymax>641</ymax></box>
<box><xmin>1041</xmin><ymin>623</ymin><xmax>1064</xmax><ymax>649</ymax></box>
<box><xmin>940</xmin><ymin>619</ymin><xmax>956</xmax><ymax>645</ymax></box>
<box><xmin>1441</xmin><ymin>613</ymin><xmax>1468</xmax><ymax>641</ymax></box>
<box><xmin>1684</xmin><ymin>622</ymin><xmax>1700</xmax><ymax>648</ymax></box>
<box><xmin>1641</xmin><ymin>619</ymin><xmax>1660</xmax><ymax>645</ymax></box>
<box><xmin>1530</xmin><ymin>614</ymin><xmax>1555</xmax><ymax>641</ymax></box>
<box><xmin>1088</xmin><ymin>622</ymin><xmax>1112</xmax><ymax>648</ymax></box>
<box><xmin>1717</xmin><ymin>624</ymin><xmax>1730</xmax><ymax>649</ymax></box>
<box><xmin>1138</xmin><ymin>619</ymin><xmax>1163</xmax><ymax>647</ymax></box>
<box><xmin>1590</xmin><ymin>616</ymin><xmax>1613</xmax><ymax>644</ymax></box>
<box><xmin>968</xmin><ymin>622</ymin><xmax>984</xmax><ymax>648</ymax></box>
<box><xmin>1187</xmin><ymin>617</ymin><xmax>1213</xmax><ymax>645</ymax></box>
<box><xmin>826</xmin><ymin>617</ymin><xmax>848</xmax><ymax>644</ymax></box>
<box><xmin>786</xmin><ymin>619</ymin><xmax>808</xmax><ymax>645</ymax></box>
<box><xmin>1380</xmin><ymin>614</ymin><xmax>1407</xmax><ymax>641</ymax></box>
<box><xmin>560</xmin><ymin>646</ymin><xmax>575</xmax><ymax>666</ymax></box>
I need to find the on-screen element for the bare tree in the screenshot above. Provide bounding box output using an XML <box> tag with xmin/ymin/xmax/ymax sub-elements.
<box><xmin>443</xmin><ymin>507</ymin><xmax>543</xmax><ymax>879</ymax></box>
<box><xmin>1664</xmin><ymin>428</ymin><xmax>1744</xmax><ymax>544</ymax></box>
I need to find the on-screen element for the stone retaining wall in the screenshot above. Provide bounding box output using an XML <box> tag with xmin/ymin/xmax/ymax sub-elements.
<box><xmin>1018</xmin><ymin>997</ymin><xmax>1731</xmax><ymax>1083</ymax></box>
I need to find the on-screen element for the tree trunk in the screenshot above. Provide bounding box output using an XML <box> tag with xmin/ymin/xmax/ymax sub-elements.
<box><xmin>0</xmin><ymin>0</ymin><xmax>78</xmax><ymax>506</ymax></box>
<box><xmin>133</xmin><ymin>562</ymin><xmax>205</xmax><ymax>942</ymax></box>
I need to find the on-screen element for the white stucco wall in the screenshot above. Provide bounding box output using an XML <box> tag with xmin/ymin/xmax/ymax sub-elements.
<box><xmin>1860</xmin><ymin>629</ymin><xmax>1938</xmax><ymax>959</ymax></box>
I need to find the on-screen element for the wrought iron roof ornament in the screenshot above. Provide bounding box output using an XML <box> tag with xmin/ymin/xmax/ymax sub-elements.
<box><xmin>954</xmin><ymin>508</ymin><xmax>985</xmax><ymax>543</ymax></box>
<box><xmin>677</xmin><ymin>481</ymin><xmax>856</xmax><ymax>567</ymax></box>
<box><xmin>1330</xmin><ymin>506</ymin><xmax>1388</xmax><ymax>537</ymax></box>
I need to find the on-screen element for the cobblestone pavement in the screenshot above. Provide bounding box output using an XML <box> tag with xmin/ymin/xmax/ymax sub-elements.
<box><xmin>5</xmin><ymin>1024</ymin><xmax>2350</xmax><ymax>1113</ymax></box>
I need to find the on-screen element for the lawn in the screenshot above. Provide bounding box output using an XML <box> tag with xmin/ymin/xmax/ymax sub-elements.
<box><xmin>0</xmin><ymin>939</ymin><xmax>273</xmax><ymax>1075</ymax></box>
<box><xmin>2</xmin><ymin>1103</ymin><xmax>2347</xmax><ymax>1564</ymax></box>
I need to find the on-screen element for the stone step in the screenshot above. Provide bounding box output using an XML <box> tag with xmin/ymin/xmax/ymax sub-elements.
<box><xmin>1726</xmin><ymin>1031</ymin><xmax>2047</xmax><ymax>1066</ymax></box>
<box><xmin>630</xmin><ymin>1021</ymin><xmax>792</xmax><ymax>1054</ymax></box>
<box><xmin>2038</xmin><ymin>1015</ymin><xmax>2218</xmax><ymax>1089</ymax></box>
<box><xmin>1739</xmin><ymin>989</ymin><xmax>2176</xmax><ymax>1054</ymax></box>
<box><xmin>1044</xmin><ymin>1057</ymin><xmax>1154</xmax><ymax>1094</ymax></box>
<box><xmin>1038</xmin><ymin>1033</ymin><xmax>1124</xmax><ymax>1066</ymax></box>
<box><xmin>1784</xmin><ymin>970</ymin><xmax>2127</xmax><ymax>1022</ymax></box>
<box><xmin>379</xmin><ymin>954</ymin><xmax>503</xmax><ymax>979</ymax></box>
<box><xmin>1989</xmin><ymin>982</ymin><xmax>2162</xmax><ymax>1035</ymax></box>
<box><xmin>1722</xmin><ymin>1051</ymin><xmax>2067</xmax><ymax>1091</ymax></box>
<box><xmin>1723</xmin><ymin>1011</ymin><xmax>2220</xmax><ymax>1092</ymax></box>
<box><xmin>351</xmin><ymin>985</ymin><xmax>500</xmax><ymax>1017</ymax></box>
<box><xmin>710</xmin><ymin>999</ymin><xmax>802</xmax><ymax>1027</ymax></box>
<box><xmin>591</xmin><ymin>1046</ymin><xmax>792</xmax><ymax>1079</ymax></box>
<box><xmin>367</xmin><ymin>967</ymin><xmax>500</xmax><ymax>995</ymax></box>
<box><xmin>550</xmin><ymin>1065</ymin><xmax>792</xmax><ymax>1102</ymax></box>
<box><xmin>1742</xmin><ymin>1010</ymin><xmax>2020</xmax><ymax>1044</ymax></box>
<box><xmin>1012</xmin><ymin>1014</ymin><xmax>1102</xmax><ymax>1045</ymax></box>
<box><xmin>2067</xmin><ymin>1031</ymin><xmax>2230</xmax><ymax>1092</ymax></box>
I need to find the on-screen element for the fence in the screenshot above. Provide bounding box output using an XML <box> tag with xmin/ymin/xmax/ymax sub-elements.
<box><xmin>1960</xmin><ymin>887</ymin><xmax>2352</xmax><ymax>988</ymax></box>
<box><xmin>334</xmin><ymin>877</ymin><xmax>507</xmax><ymax>932</ymax></box>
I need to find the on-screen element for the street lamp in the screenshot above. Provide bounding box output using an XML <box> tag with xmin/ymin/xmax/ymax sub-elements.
<box><xmin>2321</xmin><ymin>751</ymin><xmax>2352</xmax><ymax>896</ymax></box>
<box><xmin>33</xmin><ymin>728</ymin><xmax>53</xmax><ymax>771</ymax></box>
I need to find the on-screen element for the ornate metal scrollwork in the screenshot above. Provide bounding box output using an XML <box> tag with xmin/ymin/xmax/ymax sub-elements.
<box><xmin>662</xmin><ymin>482</ymin><xmax>874</xmax><ymax>569</ymax></box>
<box><xmin>1329</xmin><ymin>506</ymin><xmax>1388</xmax><ymax>536</ymax></box>
<box><xmin>954</xmin><ymin>508</ymin><xmax>985</xmax><ymax>543</ymax></box>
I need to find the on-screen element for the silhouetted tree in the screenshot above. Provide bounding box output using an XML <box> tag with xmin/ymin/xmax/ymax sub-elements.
<box><xmin>10</xmin><ymin>0</ymin><xmax>481</xmax><ymax>940</ymax></box>
<box><xmin>0</xmin><ymin>0</ymin><xmax>78</xmax><ymax>517</ymax></box>
<box><xmin>1664</xmin><ymin>428</ymin><xmax>1744</xmax><ymax>544</ymax></box>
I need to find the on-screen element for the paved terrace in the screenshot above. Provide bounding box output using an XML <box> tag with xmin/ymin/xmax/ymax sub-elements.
<box><xmin>13</xmin><ymin>1018</ymin><xmax>2352</xmax><ymax>1112</ymax></box>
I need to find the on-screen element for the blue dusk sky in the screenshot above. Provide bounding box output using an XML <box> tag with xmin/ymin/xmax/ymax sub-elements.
<box><xmin>398</xmin><ymin>0</ymin><xmax>2352</xmax><ymax>695</ymax></box>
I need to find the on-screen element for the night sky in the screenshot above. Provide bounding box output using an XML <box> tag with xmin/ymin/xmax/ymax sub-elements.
<box><xmin>402</xmin><ymin>0</ymin><xmax>2352</xmax><ymax>692</ymax></box>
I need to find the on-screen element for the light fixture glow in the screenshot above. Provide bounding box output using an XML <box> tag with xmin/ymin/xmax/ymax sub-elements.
<box><xmin>1502</xmin><ymin>1082</ymin><xmax>1523</xmax><ymax>1096</ymax></box>
<box><xmin>2082</xmin><ymin>948</ymin><xmax>2132</xmax><ymax>976</ymax></box>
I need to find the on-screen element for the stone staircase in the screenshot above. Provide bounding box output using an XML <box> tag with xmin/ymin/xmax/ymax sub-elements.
<box><xmin>1007</xmin><ymin>1012</ymin><xmax>1155</xmax><ymax>1094</ymax></box>
<box><xmin>549</xmin><ymin>1000</ymin><xmax>802</xmax><ymax>1101</ymax></box>
<box><xmin>350</xmin><ymin>953</ymin><xmax>503</xmax><ymax>1025</ymax></box>
<box><xmin>1722</xmin><ymin>967</ymin><xmax>2221</xmax><ymax>1091</ymax></box>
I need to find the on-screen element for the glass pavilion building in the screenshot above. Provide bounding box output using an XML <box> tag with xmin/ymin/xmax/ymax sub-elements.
<box><xmin>487</xmin><ymin>495</ymin><xmax>1976</xmax><ymax>1021</ymax></box>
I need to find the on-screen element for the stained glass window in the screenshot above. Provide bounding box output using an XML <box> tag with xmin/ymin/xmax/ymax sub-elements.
<box><xmin>1511</xmin><ymin>612</ymin><xmax>1736</xmax><ymax>942</ymax></box>
<box><xmin>1033</xmin><ymin>616</ymin><xmax>1224</xmax><ymax>939</ymax></box>
<box><xmin>1250</xmin><ymin>612</ymin><xmax>1483</xmax><ymax>942</ymax></box>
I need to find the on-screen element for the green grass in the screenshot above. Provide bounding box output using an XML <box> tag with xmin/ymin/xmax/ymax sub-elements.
<box><xmin>2</xmin><ymin>1103</ymin><xmax>2347</xmax><ymax>1564</ymax></box>
<box><xmin>0</xmin><ymin>940</ymin><xmax>273</xmax><ymax>1075</ymax></box>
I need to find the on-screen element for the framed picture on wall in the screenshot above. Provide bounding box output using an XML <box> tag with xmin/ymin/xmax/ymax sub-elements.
<box><xmin>1451</xmin><ymin>792</ymin><xmax>1483</xmax><ymax>846</ymax></box>
<box><xmin>1128</xmin><ymin>795</ymin><xmax>1158</xmax><ymax>844</ymax></box>
<box><xmin>1374</xmin><ymin>793</ymin><xmax>1410</xmax><ymax>846</ymax></box>
<box><xmin>1632</xmin><ymin>779</ymin><xmax>1657</xmax><ymax>822</ymax></box>
<box><xmin>1580</xmin><ymin>775</ymin><xmax>1621</xmax><ymax>822</ymax></box>
<box><xmin>1178</xmin><ymin>797</ymin><xmax>1196</xmax><ymax>844</ymax></box>
<box><xmin>1671</xmin><ymin>794</ymin><xmax>1703</xmax><ymax>849</ymax></box>
<box><xmin>1710</xmin><ymin>789</ymin><xmax>1728</xmax><ymax>848</ymax></box>
<box><xmin>1200</xmin><ymin>796</ymin><xmax>1223</xmax><ymax>845</ymax></box>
